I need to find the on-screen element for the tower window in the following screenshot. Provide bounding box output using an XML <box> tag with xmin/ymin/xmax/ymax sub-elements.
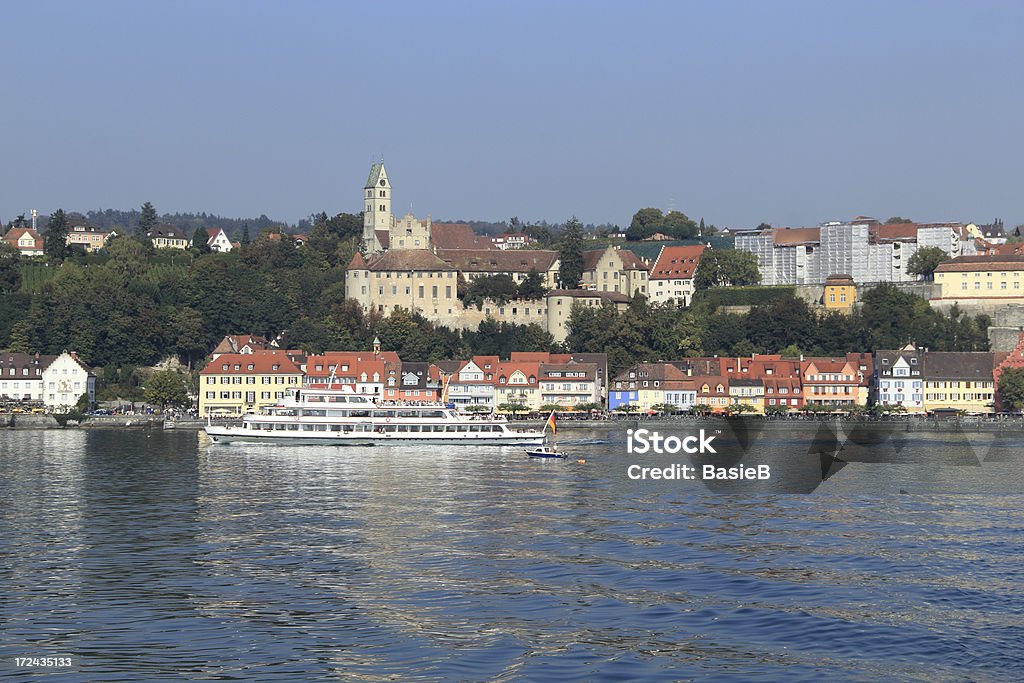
<box><xmin>380</xmin><ymin>204</ymin><xmax>385</xmax><ymax>211</ymax></box>
<box><xmin>380</xmin><ymin>190</ymin><xmax>386</xmax><ymax>197</ymax></box>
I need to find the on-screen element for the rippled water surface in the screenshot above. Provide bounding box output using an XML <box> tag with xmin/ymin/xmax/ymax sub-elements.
<box><xmin>1</xmin><ymin>428</ymin><xmax>1022</xmax><ymax>681</ymax></box>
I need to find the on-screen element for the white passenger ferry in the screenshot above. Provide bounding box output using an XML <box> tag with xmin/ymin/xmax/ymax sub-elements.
<box><xmin>204</xmin><ymin>387</ymin><xmax>546</xmax><ymax>446</ymax></box>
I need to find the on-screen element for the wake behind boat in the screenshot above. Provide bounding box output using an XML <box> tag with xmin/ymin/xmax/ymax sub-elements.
<box><xmin>204</xmin><ymin>387</ymin><xmax>545</xmax><ymax>446</ymax></box>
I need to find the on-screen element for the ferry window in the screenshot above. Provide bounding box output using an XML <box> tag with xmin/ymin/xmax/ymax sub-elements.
<box><xmin>274</xmin><ymin>424</ymin><xmax>286</xmax><ymax>430</ymax></box>
<box><xmin>287</xmin><ymin>424</ymin><xmax>299</xmax><ymax>431</ymax></box>
<box><xmin>397</xmin><ymin>425</ymin><xmax>409</xmax><ymax>432</ymax></box>
<box><xmin>373</xmin><ymin>411</ymin><xmax>389</xmax><ymax>419</ymax></box>
<box><xmin>384</xmin><ymin>425</ymin><xmax>397</xmax><ymax>433</ymax></box>
<box><xmin>433</xmin><ymin>425</ymin><xmax>445</xmax><ymax>432</ymax></box>
<box><xmin>457</xmin><ymin>425</ymin><xmax>469</xmax><ymax>432</ymax></box>
<box><xmin>470</xmin><ymin>425</ymin><xmax>481</xmax><ymax>432</ymax></box>
<box><xmin>409</xmin><ymin>425</ymin><xmax>420</xmax><ymax>432</ymax></box>
<box><xmin>446</xmin><ymin>425</ymin><xmax>457</xmax><ymax>432</ymax></box>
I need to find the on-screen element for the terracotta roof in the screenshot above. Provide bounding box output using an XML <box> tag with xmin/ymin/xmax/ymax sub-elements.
<box><xmin>993</xmin><ymin>243</ymin><xmax>1024</xmax><ymax>256</ymax></box>
<box><xmin>212</xmin><ymin>334</ymin><xmax>272</xmax><ymax>355</ymax></box>
<box><xmin>438</xmin><ymin>249</ymin><xmax>558</xmax><ymax>273</ymax></box>
<box><xmin>871</xmin><ymin>224</ymin><xmax>921</xmax><ymax>241</ymax></box>
<box><xmin>695</xmin><ymin>377</ymin><xmax>730</xmax><ymax>396</ymax></box>
<box><xmin>3</xmin><ymin>227</ymin><xmax>44</xmax><ymax>250</ymax></box>
<box><xmin>348</xmin><ymin>251</ymin><xmax>367</xmax><ymax>269</ymax></box>
<box><xmin>375</xmin><ymin>230</ymin><xmax>390</xmax><ymax>250</ymax></box>
<box><xmin>365</xmin><ymin>249</ymin><xmax>455</xmax><ymax>271</ymax></box>
<box><xmin>649</xmin><ymin>244</ymin><xmax>707</xmax><ymax>280</ymax></box>
<box><xmin>773</xmin><ymin>227</ymin><xmax>820</xmax><ymax>245</ymax></box>
<box><xmin>510</xmin><ymin>352</ymin><xmax>555</xmax><ymax>362</ymax></box>
<box><xmin>200</xmin><ymin>351</ymin><xmax>301</xmax><ymax>375</ymax></box>
<box><xmin>495</xmin><ymin>360</ymin><xmax>541</xmax><ymax>383</ymax></box>
<box><xmin>935</xmin><ymin>255</ymin><xmax>1024</xmax><ymax>273</ymax></box>
<box><xmin>431</xmin><ymin>223</ymin><xmax>493</xmax><ymax>250</ymax></box>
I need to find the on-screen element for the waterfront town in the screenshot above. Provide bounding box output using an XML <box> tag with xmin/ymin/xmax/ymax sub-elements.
<box><xmin>5</xmin><ymin>163</ymin><xmax>1024</xmax><ymax>418</ymax></box>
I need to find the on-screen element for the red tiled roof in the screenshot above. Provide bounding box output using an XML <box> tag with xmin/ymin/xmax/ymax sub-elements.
<box><xmin>649</xmin><ymin>244</ymin><xmax>706</xmax><ymax>280</ymax></box>
<box><xmin>3</xmin><ymin>227</ymin><xmax>44</xmax><ymax>250</ymax></box>
<box><xmin>773</xmin><ymin>228</ymin><xmax>820</xmax><ymax>246</ymax></box>
<box><xmin>431</xmin><ymin>223</ymin><xmax>493</xmax><ymax>250</ymax></box>
<box><xmin>375</xmin><ymin>230</ymin><xmax>390</xmax><ymax>250</ymax></box>
<box><xmin>871</xmin><ymin>224</ymin><xmax>920</xmax><ymax>241</ymax></box>
<box><xmin>348</xmin><ymin>251</ymin><xmax>367</xmax><ymax>269</ymax></box>
<box><xmin>201</xmin><ymin>351</ymin><xmax>302</xmax><ymax>375</ymax></box>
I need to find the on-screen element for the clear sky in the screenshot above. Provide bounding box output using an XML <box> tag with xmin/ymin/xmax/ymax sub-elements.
<box><xmin>3</xmin><ymin>1</ymin><xmax>1022</xmax><ymax>230</ymax></box>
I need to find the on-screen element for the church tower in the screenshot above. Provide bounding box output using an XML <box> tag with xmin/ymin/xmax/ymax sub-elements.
<box><xmin>362</xmin><ymin>162</ymin><xmax>392</xmax><ymax>254</ymax></box>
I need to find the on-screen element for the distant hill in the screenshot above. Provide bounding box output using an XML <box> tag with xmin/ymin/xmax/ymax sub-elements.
<box><xmin>15</xmin><ymin>209</ymin><xmax>295</xmax><ymax>240</ymax></box>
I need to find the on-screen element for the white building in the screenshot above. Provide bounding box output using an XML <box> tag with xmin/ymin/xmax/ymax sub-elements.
<box><xmin>874</xmin><ymin>346</ymin><xmax>924</xmax><ymax>412</ymax></box>
<box><xmin>447</xmin><ymin>357</ymin><xmax>498</xmax><ymax>410</ymax></box>
<box><xmin>0</xmin><ymin>352</ymin><xmax>52</xmax><ymax>402</ymax></box>
<box><xmin>736</xmin><ymin>220</ymin><xmax>977</xmax><ymax>286</ymax></box>
<box><xmin>206</xmin><ymin>228</ymin><xmax>234</xmax><ymax>252</ymax></box>
<box><xmin>41</xmin><ymin>351</ymin><xmax>95</xmax><ymax>410</ymax></box>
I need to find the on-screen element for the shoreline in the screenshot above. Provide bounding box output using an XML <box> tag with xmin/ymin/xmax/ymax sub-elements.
<box><xmin>5</xmin><ymin>414</ymin><xmax>1024</xmax><ymax>434</ymax></box>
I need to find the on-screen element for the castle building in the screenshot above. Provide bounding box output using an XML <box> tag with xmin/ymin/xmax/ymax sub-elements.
<box><xmin>361</xmin><ymin>163</ymin><xmax>432</xmax><ymax>254</ymax></box>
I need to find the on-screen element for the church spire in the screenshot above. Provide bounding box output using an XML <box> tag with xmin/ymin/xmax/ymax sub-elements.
<box><xmin>362</xmin><ymin>162</ymin><xmax>392</xmax><ymax>253</ymax></box>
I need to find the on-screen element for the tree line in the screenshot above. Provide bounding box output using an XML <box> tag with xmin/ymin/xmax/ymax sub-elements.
<box><xmin>566</xmin><ymin>285</ymin><xmax>991</xmax><ymax>375</ymax></box>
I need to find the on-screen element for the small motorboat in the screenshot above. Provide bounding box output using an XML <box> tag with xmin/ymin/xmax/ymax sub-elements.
<box><xmin>526</xmin><ymin>411</ymin><xmax>565</xmax><ymax>458</ymax></box>
<box><xmin>525</xmin><ymin>444</ymin><xmax>566</xmax><ymax>458</ymax></box>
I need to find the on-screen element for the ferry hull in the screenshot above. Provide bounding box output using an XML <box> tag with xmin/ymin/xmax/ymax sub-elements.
<box><xmin>205</xmin><ymin>425</ymin><xmax>544</xmax><ymax>447</ymax></box>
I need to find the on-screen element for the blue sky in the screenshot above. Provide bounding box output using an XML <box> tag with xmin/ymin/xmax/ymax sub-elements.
<box><xmin>3</xmin><ymin>1</ymin><xmax>1022</xmax><ymax>229</ymax></box>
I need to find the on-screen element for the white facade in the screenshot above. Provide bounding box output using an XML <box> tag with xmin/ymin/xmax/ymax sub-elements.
<box><xmin>207</xmin><ymin>228</ymin><xmax>234</xmax><ymax>253</ymax></box>
<box><xmin>448</xmin><ymin>360</ymin><xmax>496</xmax><ymax>410</ymax></box>
<box><xmin>737</xmin><ymin>222</ymin><xmax>976</xmax><ymax>286</ymax></box>
<box><xmin>41</xmin><ymin>351</ymin><xmax>95</xmax><ymax>411</ymax></box>
<box><xmin>875</xmin><ymin>355</ymin><xmax>923</xmax><ymax>411</ymax></box>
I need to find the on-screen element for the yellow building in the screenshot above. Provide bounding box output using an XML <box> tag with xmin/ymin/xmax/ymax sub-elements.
<box><xmin>921</xmin><ymin>352</ymin><xmax>996</xmax><ymax>415</ymax></box>
<box><xmin>823</xmin><ymin>274</ymin><xmax>856</xmax><ymax>311</ymax></box>
<box><xmin>147</xmin><ymin>225</ymin><xmax>188</xmax><ymax>250</ymax></box>
<box><xmin>198</xmin><ymin>351</ymin><xmax>303</xmax><ymax>416</ymax></box>
<box><xmin>933</xmin><ymin>255</ymin><xmax>1024</xmax><ymax>303</ymax></box>
<box><xmin>66</xmin><ymin>226</ymin><xmax>115</xmax><ymax>252</ymax></box>
<box><xmin>728</xmin><ymin>379</ymin><xmax>765</xmax><ymax>413</ymax></box>
<box><xmin>581</xmin><ymin>245</ymin><xmax>649</xmax><ymax>297</ymax></box>
<box><xmin>492</xmin><ymin>361</ymin><xmax>542</xmax><ymax>412</ymax></box>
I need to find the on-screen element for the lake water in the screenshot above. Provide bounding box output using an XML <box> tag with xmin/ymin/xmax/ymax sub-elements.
<box><xmin>1</xmin><ymin>428</ymin><xmax>1022</xmax><ymax>682</ymax></box>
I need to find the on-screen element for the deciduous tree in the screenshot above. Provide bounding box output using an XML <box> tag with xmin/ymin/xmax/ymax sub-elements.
<box><xmin>998</xmin><ymin>367</ymin><xmax>1024</xmax><ymax>411</ymax></box>
<box><xmin>144</xmin><ymin>369</ymin><xmax>191</xmax><ymax>410</ymax></box>
<box><xmin>907</xmin><ymin>246</ymin><xmax>948</xmax><ymax>280</ymax></box>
